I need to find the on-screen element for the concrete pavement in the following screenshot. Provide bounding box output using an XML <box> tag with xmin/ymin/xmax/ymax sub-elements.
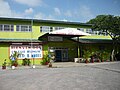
<box><xmin>1</xmin><ymin>61</ymin><xmax>120</xmax><ymax>70</ymax></box>
<box><xmin>0</xmin><ymin>61</ymin><xmax>120</xmax><ymax>90</ymax></box>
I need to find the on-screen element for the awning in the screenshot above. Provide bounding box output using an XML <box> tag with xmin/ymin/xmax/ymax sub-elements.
<box><xmin>38</xmin><ymin>28</ymin><xmax>91</xmax><ymax>40</ymax></box>
<box><xmin>49</xmin><ymin>28</ymin><xmax>91</xmax><ymax>36</ymax></box>
<box><xmin>38</xmin><ymin>28</ymin><xmax>91</xmax><ymax>58</ymax></box>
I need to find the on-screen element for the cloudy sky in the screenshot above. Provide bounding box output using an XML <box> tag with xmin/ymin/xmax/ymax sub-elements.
<box><xmin>0</xmin><ymin>0</ymin><xmax>120</xmax><ymax>22</ymax></box>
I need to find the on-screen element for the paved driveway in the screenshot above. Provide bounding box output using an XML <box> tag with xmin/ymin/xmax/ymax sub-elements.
<box><xmin>0</xmin><ymin>62</ymin><xmax>120</xmax><ymax>90</ymax></box>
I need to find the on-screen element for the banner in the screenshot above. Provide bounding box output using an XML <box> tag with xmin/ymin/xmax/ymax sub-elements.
<box><xmin>10</xmin><ymin>45</ymin><xmax>43</xmax><ymax>59</ymax></box>
<box><xmin>48</xmin><ymin>36</ymin><xmax>63</xmax><ymax>41</ymax></box>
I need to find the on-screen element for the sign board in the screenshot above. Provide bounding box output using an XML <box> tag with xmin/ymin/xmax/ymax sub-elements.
<box><xmin>10</xmin><ymin>45</ymin><xmax>43</xmax><ymax>59</ymax></box>
<box><xmin>48</xmin><ymin>36</ymin><xmax>63</xmax><ymax>41</ymax></box>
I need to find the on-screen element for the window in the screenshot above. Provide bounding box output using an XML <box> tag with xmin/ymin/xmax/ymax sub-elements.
<box><xmin>40</xmin><ymin>26</ymin><xmax>53</xmax><ymax>33</ymax></box>
<box><xmin>16</xmin><ymin>25</ymin><xmax>32</xmax><ymax>32</ymax></box>
<box><xmin>0</xmin><ymin>24</ymin><xmax>14</xmax><ymax>31</ymax></box>
<box><xmin>0</xmin><ymin>25</ymin><xmax>3</xmax><ymax>31</ymax></box>
<box><xmin>40</xmin><ymin>26</ymin><xmax>65</xmax><ymax>33</ymax></box>
<box><xmin>54</xmin><ymin>27</ymin><xmax>64</xmax><ymax>30</ymax></box>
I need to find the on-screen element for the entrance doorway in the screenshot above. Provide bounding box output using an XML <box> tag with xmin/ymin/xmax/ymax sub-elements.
<box><xmin>49</xmin><ymin>47</ymin><xmax>68</xmax><ymax>62</ymax></box>
<box><xmin>55</xmin><ymin>50</ymin><xmax>62</xmax><ymax>62</ymax></box>
<box><xmin>55</xmin><ymin>49</ymin><xmax>68</xmax><ymax>62</ymax></box>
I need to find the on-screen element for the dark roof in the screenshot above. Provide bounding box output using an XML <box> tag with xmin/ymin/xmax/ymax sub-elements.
<box><xmin>73</xmin><ymin>38</ymin><xmax>112</xmax><ymax>44</ymax></box>
<box><xmin>0</xmin><ymin>38</ymin><xmax>41</xmax><ymax>43</ymax></box>
<box><xmin>0</xmin><ymin>17</ymin><xmax>92</xmax><ymax>28</ymax></box>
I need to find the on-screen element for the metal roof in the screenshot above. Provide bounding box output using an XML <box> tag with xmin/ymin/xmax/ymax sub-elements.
<box><xmin>0</xmin><ymin>38</ymin><xmax>41</xmax><ymax>43</ymax></box>
<box><xmin>73</xmin><ymin>38</ymin><xmax>112</xmax><ymax>44</ymax></box>
<box><xmin>0</xmin><ymin>17</ymin><xmax>92</xmax><ymax>28</ymax></box>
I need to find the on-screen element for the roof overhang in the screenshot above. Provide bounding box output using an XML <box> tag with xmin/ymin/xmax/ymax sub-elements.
<box><xmin>73</xmin><ymin>38</ymin><xmax>113</xmax><ymax>44</ymax></box>
<box><xmin>0</xmin><ymin>17</ymin><xmax>92</xmax><ymax>28</ymax></box>
<box><xmin>38</xmin><ymin>28</ymin><xmax>91</xmax><ymax>41</ymax></box>
<box><xmin>0</xmin><ymin>38</ymin><xmax>42</xmax><ymax>43</ymax></box>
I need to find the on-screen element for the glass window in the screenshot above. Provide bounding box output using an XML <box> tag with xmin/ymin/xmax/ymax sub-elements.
<box><xmin>4</xmin><ymin>25</ymin><xmax>10</xmax><ymax>31</ymax></box>
<box><xmin>0</xmin><ymin>25</ymin><xmax>3</xmax><ymax>31</ymax></box>
<box><xmin>40</xmin><ymin>26</ymin><xmax>53</xmax><ymax>33</ymax></box>
<box><xmin>16</xmin><ymin>25</ymin><xmax>32</xmax><ymax>32</ymax></box>
<box><xmin>54</xmin><ymin>27</ymin><xmax>64</xmax><ymax>30</ymax></box>
<box><xmin>0</xmin><ymin>24</ymin><xmax>14</xmax><ymax>31</ymax></box>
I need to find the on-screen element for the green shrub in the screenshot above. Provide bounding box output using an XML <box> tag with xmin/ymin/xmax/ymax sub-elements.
<box><xmin>22</xmin><ymin>58</ymin><xmax>31</xmax><ymax>66</ymax></box>
<box><xmin>2</xmin><ymin>59</ymin><xmax>7</xmax><ymax>66</ymax></box>
<box><xmin>9</xmin><ymin>51</ymin><xmax>20</xmax><ymax>66</ymax></box>
<box><xmin>40</xmin><ymin>54</ymin><xmax>50</xmax><ymax>65</ymax></box>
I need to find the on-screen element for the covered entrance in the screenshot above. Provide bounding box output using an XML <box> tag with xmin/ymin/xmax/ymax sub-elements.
<box><xmin>39</xmin><ymin>28</ymin><xmax>90</xmax><ymax>62</ymax></box>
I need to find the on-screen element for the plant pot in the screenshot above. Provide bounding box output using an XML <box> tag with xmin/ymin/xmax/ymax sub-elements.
<box><xmin>12</xmin><ymin>66</ymin><xmax>15</xmax><ymax>69</ymax></box>
<box><xmin>98</xmin><ymin>59</ymin><xmax>100</xmax><ymax>62</ymax></box>
<box><xmin>2</xmin><ymin>66</ymin><xmax>6</xmax><ymax>69</ymax></box>
<box><xmin>48</xmin><ymin>63</ymin><xmax>52</xmax><ymax>67</ymax></box>
<box><xmin>101</xmin><ymin>59</ymin><xmax>104</xmax><ymax>62</ymax></box>
<box><xmin>32</xmin><ymin>65</ymin><xmax>36</xmax><ymax>68</ymax></box>
<box><xmin>91</xmin><ymin>59</ymin><xmax>94</xmax><ymax>63</ymax></box>
<box><xmin>85</xmin><ymin>59</ymin><xmax>89</xmax><ymax>64</ymax></box>
<box><xmin>14</xmin><ymin>63</ymin><xmax>18</xmax><ymax>67</ymax></box>
<box><xmin>45</xmin><ymin>62</ymin><xmax>49</xmax><ymax>65</ymax></box>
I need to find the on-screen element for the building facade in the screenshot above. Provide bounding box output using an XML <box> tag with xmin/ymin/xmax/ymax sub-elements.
<box><xmin>0</xmin><ymin>17</ymin><xmax>112</xmax><ymax>66</ymax></box>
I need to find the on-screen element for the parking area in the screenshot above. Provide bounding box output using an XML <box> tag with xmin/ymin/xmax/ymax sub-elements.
<box><xmin>0</xmin><ymin>61</ymin><xmax>120</xmax><ymax>90</ymax></box>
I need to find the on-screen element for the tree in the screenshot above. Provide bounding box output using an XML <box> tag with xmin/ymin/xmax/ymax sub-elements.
<box><xmin>87</xmin><ymin>15</ymin><xmax>120</xmax><ymax>61</ymax></box>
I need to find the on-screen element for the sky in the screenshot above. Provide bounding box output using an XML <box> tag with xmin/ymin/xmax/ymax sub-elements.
<box><xmin>0</xmin><ymin>0</ymin><xmax>120</xmax><ymax>23</ymax></box>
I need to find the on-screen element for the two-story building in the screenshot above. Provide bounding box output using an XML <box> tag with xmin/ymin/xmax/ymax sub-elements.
<box><xmin>0</xmin><ymin>17</ymin><xmax>112</xmax><ymax>66</ymax></box>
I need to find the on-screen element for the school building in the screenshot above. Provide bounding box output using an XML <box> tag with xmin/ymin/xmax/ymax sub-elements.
<box><xmin>0</xmin><ymin>17</ymin><xmax>112</xmax><ymax>65</ymax></box>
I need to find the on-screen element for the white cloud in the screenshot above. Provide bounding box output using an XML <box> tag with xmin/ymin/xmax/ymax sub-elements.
<box><xmin>0</xmin><ymin>0</ymin><xmax>12</xmax><ymax>17</ymax></box>
<box><xmin>0</xmin><ymin>0</ymin><xmax>33</xmax><ymax>18</ymax></box>
<box><xmin>34</xmin><ymin>12</ymin><xmax>54</xmax><ymax>20</ymax></box>
<box><xmin>64</xmin><ymin>10</ymin><xmax>72</xmax><ymax>17</ymax></box>
<box><xmin>54</xmin><ymin>8</ymin><xmax>61</xmax><ymax>15</ymax></box>
<box><xmin>14</xmin><ymin>0</ymin><xmax>43</xmax><ymax>7</ymax></box>
<box><xmin>25</xmin><ymin>8</ymin><xmax>33</xmax><ymax>14</ymax></box>
<box><xmin>34</xmin><ymin>12</ymin><xmax>45</xmax><ymax>19</ymax></box>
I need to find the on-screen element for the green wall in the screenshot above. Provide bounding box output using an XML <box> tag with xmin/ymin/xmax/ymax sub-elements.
<box><xmin>0</xmin><ymin>44</ymin><xmax>9</xmax><ymax>66</ymax></box>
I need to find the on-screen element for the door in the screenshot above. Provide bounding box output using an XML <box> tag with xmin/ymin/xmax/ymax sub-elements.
<box><xmin>55</xmin><ymin>50</ymin><xmax>62</xmax><ymax>62</ymax></box>
<box><xmin>62</xmin><ymin>50</ymin><xmax>68</xmax><ymax>61</ymax></box>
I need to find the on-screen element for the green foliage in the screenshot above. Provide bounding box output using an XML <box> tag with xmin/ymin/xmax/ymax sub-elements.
<box><xmin>10</xmin><ymin>60</ymin><xmax>18</xmax><ymax>66</ymax></box>
<box><xmin>10</xmin><ymin>51</ymin><xmax>20</xmax><ymax>66</ymax></box>
<box><xmin>100</xmin><ymin>51</ymin><xmax>110</xmax><ymax>61</ymax></box>
<box><xmin>88</xmin><ymin>15</ymin><xmax>120</xmax><ymax>39</ymax></box>
<box><xmin>88</xmin><ymin>15</ymin><xmax>120</xmax><ymax>60</ymax></box>
<box><xmin>22</xmin><ymin>58</ymin><xmax>31</xmax><ymax>66</ymax></box>
<box><xmin>2</xmin><ymin>59</ymin><xmax>7</xmax><ymax>66</ymax></box>
<box><xmin>40</xmin><ymin>54</ymin><xmax>50</xmax><ymax>65</ymax></box>
<box><xmin>83</xmin><ymin>50</ymin><xmax>92</xmax><ymax>59</ymax></box>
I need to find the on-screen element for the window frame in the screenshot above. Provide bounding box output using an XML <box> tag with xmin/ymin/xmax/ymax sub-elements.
<box><xmin>16</xmin><ymin>25</ymin><xmax>32</xmax><ymax>32</ymax></box>
<box><xmin>40</xmin><ymin>26</ymin><xmax>53</xmax><ymax>33</ymax></box>
<box><xmin>0</xmin><ymin>24</ymin><xmax>14</xmax><ymax>32</ymax></box>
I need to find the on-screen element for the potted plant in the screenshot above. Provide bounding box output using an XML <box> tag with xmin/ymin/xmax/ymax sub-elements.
<box><xmin>2</xmin><ymin>59</ymin><xmax>7</xmax><ymax>70</ymax></box>
<box><xmin>10</xmin><ymin>51</ymin><xmax>20</xmax><ymax>69</ymax></box>
<box><xmin>83</xmin><ymin>50</ymin><xmax>91</xmax><ymax>64</ymax></box>
<box><xmin>100</xmin><ymin>50</ymin><xmax>110</xmax><ymax>62</ymax></box>
<box><xmin>41</xmin><ymin>54</ymin><xmax>50</xmax><ymax>65</ymax></box>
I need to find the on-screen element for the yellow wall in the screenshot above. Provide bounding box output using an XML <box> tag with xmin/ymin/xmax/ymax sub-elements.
<box><xmin>0</xmin><ymin>44</ymin><xmax>9</xmax><ymax>66</ymax></box>
<box><xmin>0</xmin><ymin>22</ymin><xmax>42</xmax><ymax>39</ymax></box>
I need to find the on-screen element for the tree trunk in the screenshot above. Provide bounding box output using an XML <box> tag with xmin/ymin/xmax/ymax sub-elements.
<box><xmin>111</xmin><ymin>49</ymin><xmax>115</xmax><ymax>61</ymax></box>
